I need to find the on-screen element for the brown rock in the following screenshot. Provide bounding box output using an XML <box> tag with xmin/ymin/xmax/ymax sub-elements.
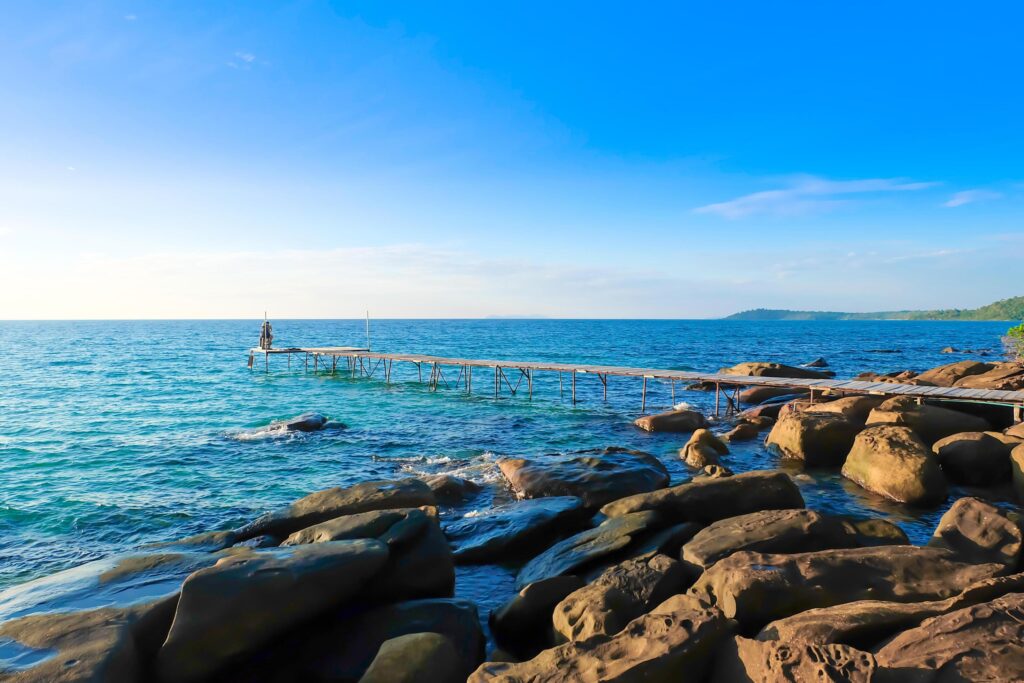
<box><xmin>601</xmin><ymin>470</ymin><xmax>804</xmax><ymax>522</ymax></box>
<box><xmin>469</xmin><ymin>595</ymin><xmax>734</xmax><ymax>682</ymax></box>
<box><xmin>680</xmin><ymin>509</ymin><xmax>858</xmax><ymax>570</ymax></box>
<box><xmin>358</xmin><ymin>632</ymin><xmax>463</xmax><ymax>683</ymax></box>
<box><xmin>927</xmin><ymin>496</ymin><xmax>1023</xmax><ymax>568</ymax></box>
<box><xmin>866</xmin><ymin>396</ymin><xmax>991</xmax><ymax>445</ymax></box>
<box><xmin>837</xmin><ymin>516</ymin><xmax>910</xmax><ymax>547</ymax></box>
<box><xmin>723</xmin><ymin>422</ymin><xmax>761</xmax><ymax>442</ymax></box>
<box><xmin>953</xmin><ymin>361</ymin><xmax>1024</xmax><ymax>390</ymax></box>
<box><xmin>737</xmin><ymin>403</ymin><xmax>785</xmax><ymax>420</ymax></box>
<box><xmin>713</xmin><ymin>636</ymin><xmax>877</xmax><ymax>682</ymax></box>
<box><xmin>633</xmin><ymin>409</ymin><xmax>709</xmax><ymax>433</ymax></box>
<box><xmin>841</xmin><ymin>425</ymin><xmax>947</xmax><ymax>506</ymax></box>
<box><xmin>1007</xmin><ymin>422</ymin><xmax>1024</xmax><ymax>439</ymax></box>
<box><xmin>875</xmin><ymin>592</ymin><xmax>1024</xmax><ymax>680</ymax></box>
<box><xmin>679</xmin><ymin>428</ymin><xmax>729</xmax><ymax>468</ymax></box>
<box><xmin>802</xmin><ymin>395</ymin><xmax>885</xmax><ymax>425</ymax></box>
<box><xmin>913</xmin><ymin>360</ymin><xmax>994</xmax><ymax>387</ymax></box>
<box><xmin>690</xmin><ymin>545</ymin><xmax>1002</xmax><ymax>630</ymax></box>
<box><xmin>1013</xmin><ymin>443</ymin><xmax>1024</xmax><ymax>502</ymax></box>
<box><xmin>552</xmin><ymin>552</ymin><xmax>689</xmax><ymax>642</ymax></box>
<box><xmin>695</xmin><ymin>464</ymin><xmax>733</xmax><ymax>479</ymax></box>
<box><xmin>498</xmin><ymin>448</ymin><xmax>669</xmax><ymax>509</ymax></box>
<box><xmin>765</xmin><ymin>412</ymin><xmax>861</xmax><ymax>467</ymax></box>
<box><xmin>738</xmin><ymin>386</ymin><xmax>808</xmax><ymax>404</ymax></box>
<box><xmin>490</xmin><ymin>576</ymin><xmax>585</xmax><ymax>658</ymax></box>
<box><xmin>420</xmin><ymin>474</ymin><xmax>481</xmax><ymax>503</ymax></box>
<box><xmin>718</xmin><ymin>362</ymin><xmax>835</xmax><ymax>379</ymax></box>
<box><xmin>932</xmin><ymin>431</ymin><xmax>1013</xmax><ymax>486</ymax></box>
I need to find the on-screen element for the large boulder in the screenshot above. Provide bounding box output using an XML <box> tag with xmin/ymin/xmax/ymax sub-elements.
<box><xmin>738</xmin><ymin>386</ymin><xmax>808</xmax><ymax>404</ymax></box>
<box><xmin>875</xmin><ymin>592</ymin><xmax>1024</xmax><ymax>680</ymax></box>
<box><xmin>469</xmin><ymin>595</ymin><xmax>734</xmax><ymax>682</ymax></box>
<box><xmin>680</xmin><ymin>509</ymin><xmax>859</xmax><ymax>570</ymax></box>
<box><xmin>1013</xmin><ymin>443</ymin><xmax>1024</xmax><ymax>501</ymax></box>
<box><xmin>552</xmin><ymin>552</ymin><xmax>690</xmax><ymax>642</ymax></box>
<box><xmin>633</xmin><ymin>409</ymin><xmax>709</xmax><ymax>433</ymax></box>
<box><xmin>927</xmin><ymin>496</ymin><xmax>1023</xmax><ymax>569</ymax></box>
<box><xmin>235</xmin><ymin>478</ymin><xmax>436</xmax><ymax>541</ymax></box>
<box><xmin>679</xmin><ymin>429</ymin><xmax>729</xmax><ymax>468</ymax></box>
<box><xmin>601</xmin><ymin>470</ymin><xmax>804</xmax><ymax>522</ymax></box>
<box><xmin>157</xmin><ymin>539</ymin><xmax>389</xmax><ymax>683</ymax></box>
<box><xmin>712</xmin><ymin>636</ymin><xmax>877</xmax><ymax>682</ymax></box>
<box><xmin>444</xmin><ymin>497</ymin><xmax>592</xmax><ymax>564</ymax></box>
<box><xmin>912</xmin><ymin>360</ymin><xmax>994</xmax><ymax>387</ymax></box>
<box><xmin>0</xmin><ymin>597</ymin><xmax>177</xmax><ymax>683</ymax></box>
<box><xmin>514</xmin><ymin>512</ymin><xmax>662</xmax><ymax>590</ymax></box>
<box><xmin>841</xmin><ymin>425</ymin><xmax>947</xmax><ymax>506</ymax></box>
<box><xmin>690</xmin><ymin>545</ymin><xmax>1002</xmax><ymax>630</ymax></box>
<box><xmin>718</xmin><ymin>362</ymin><xmax>835</xmax><ymax>379</ymax></box>
<box><xmin>280</xmin><ymin>507</ymin><xmax>435</xmax><ymax>546</ymax></box>
<box><xmin>756</xmin><ymin>572</ymin><xmax>1024</xmax><ymax>650</ymax></box>
<box><xmin>498</xmin><ymin>448</ymin><xmax>669</xmax><ymax>509</ymax></box>
<box><xmin>357</xmin><ymin>632</ymin><xmax>464</xmax><ymax>683</ymax></box>
<box><xmin>865</xmin><ymin>396</ymin><xmax>991</xmax><ymax>445</ymax></box>
<box><xmin>953</xmin><ymin>361</ymin><xmax>1024</xmax><ymax>390</ymax></box>
<box><xmin>765</xmin><ymin>412</ymin><xmax>861</xmax><ymax>467</ymax></box>
<box><xmin>802</xmin><ymin>395</ymin><xmax>885</xmax><ymax>425</ymax></box>
<box><xmin>932</xmin><ymin>431</ymin><xmax>1013</xmax><ymax>485</ymax></box>
<box><xmin>490</xmin><ymin>576</ymin><xmax>585</xmax><ymax>659</ymax></box>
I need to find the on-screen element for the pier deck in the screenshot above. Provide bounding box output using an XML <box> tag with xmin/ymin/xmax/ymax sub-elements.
<box><xmin>248</xmin><ymin>347</ymin><xmax>1024</xmax><ymax>420</ymax></box>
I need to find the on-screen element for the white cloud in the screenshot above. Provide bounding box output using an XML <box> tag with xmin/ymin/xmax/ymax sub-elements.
<box><xmin>123</xmin><ymin>14</ymin><xmax>137</xmax><ymax>21</ymax></box>
<box><xmin>943</xmin><ymin>189</ymin><xmax>1002</xmax><ymax>208</ymax></box>
<box><xmin>694</xmin><ymin>176</ymin><xmax>937</xmax><ymax>219</ymax></box>
<box><xmin>235</xmin><ymin>51</ymin><xmax>256</xmax><ymax>63</ymax></box>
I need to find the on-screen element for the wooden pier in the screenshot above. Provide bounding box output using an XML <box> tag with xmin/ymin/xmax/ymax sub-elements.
<box><xmin>249</xmin><ymin>347</ymin><xmax>1024</xmax><ymax>421</ymax></box>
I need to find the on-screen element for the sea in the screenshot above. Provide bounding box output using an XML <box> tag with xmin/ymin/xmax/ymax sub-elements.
<box><xmin>0</xmin><ymin>319</ymin><xmax>1015</xmax><ymax>610</ymax></box>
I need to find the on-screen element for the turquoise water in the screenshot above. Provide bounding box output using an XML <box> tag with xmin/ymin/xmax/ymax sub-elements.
<box><xmin>0</xmin><ymin>319</ymin><xmax>1013</xmax><ymax>590</ymax></box>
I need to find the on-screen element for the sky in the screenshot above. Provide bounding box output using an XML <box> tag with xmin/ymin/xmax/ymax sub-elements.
<box><xmin>1</xmin><ymin>1</ymin><xmax>1022</xmax><ymax>319</ymax></box>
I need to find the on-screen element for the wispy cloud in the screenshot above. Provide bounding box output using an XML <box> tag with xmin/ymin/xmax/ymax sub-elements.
<box><xmin>123</xmin><ymin>14</ymin><xmax>137</xmax><ymax>21</ymax></box>
<box><xmin>943</xmin><ymin>189</ymin><xmax>1002</xmax><ymax>208</ymax></box>
<box><xmin>227</xmin><ymin>51</ymin><xmax>261</xmax><ymax>70</ymax></box>
<box><xmin>694</xmin><ymin>176</ymin><xmax>938</xmax><ymax>219</ymax></box>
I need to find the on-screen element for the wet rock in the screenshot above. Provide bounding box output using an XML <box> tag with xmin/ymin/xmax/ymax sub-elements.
<box><xmin>232</xmin><ymin>534</ymin><xmax>279</xmax><ymax>549</ymax></box>
<box><xmin>802</xmin><ymin>395</ymin><xmax>885</xmax><ymax>425</ymax></box>
<box><xmin>679</xmin><ymin>429</ymin><xmax>729</xmax><ymax>468</ymax></box>
<box><xmin>235</xmin><ymin>478</ymin><xmax>436</xmax><ymax>541</ymax></box>
<box><xmin>841</xmin><ymin>425</ymin><xmax>947</xmax><ymax>506</ymax></box>
<box><xmin>875</xmin><ymin>592</ymin><xmax>1024</xmax><ymax>680</ymax></box>
<box><xmin>765</xmin><ymin>412</ymin><xmax>861</xmax><ymax>467</ymax></box>
<box><xmin>281</xmin><ymin>507</ymin><xmax>436</xmax><ymax>546</ymax></box>
<box><xmin>737</xmin><ymin>402</ymin><xmax>785</xmax><ymax>420</ymax></box>
<box><xmin>927</xmin><ymin>496</ymin><xmax>1023</xmax><ymax>568</ymax></box>
<box><xmin>757</xmin><ymin>572</ymin><xmax>1024</xmax><ymax>649</ymax></box>
<box><xmin>695</xmin><ymin>464</ymin><xmax>733</xmax><ymax>479</ymax></box>
<box><xmin>633</xmin><ymin>409</ymin><xmax>709</xmax><ymax>433</ymax></box>
<box><xmin>443</xmin><ymin>497</ymin><xmax>592</xmax><ymax>564</ymax></box>
<box><xmin>358</xmin><ymin>632</ymin><xmax>463</xmax><ymax>683</ymax></box>
<box><xmin>0</xmin><ymin>597</ymin><xmax>177</xmax><ymax>683</ymax></box>
<box><xmin>490</xmin><ymin>576</ymin><xmax>585</xmax><ymax>659</ymax></box>
<box><xmin>146</xmin><ymin>529</ymin><xmax>240</xmax><ymax>552</ymax></box>
<box><xmin>680</xmin><ymin>509</ymin><xmax>858</xmax><ymax>570</ymax></box>
<box><xmin>741</xmin><ymin>415</ymin><xmax>776</xmax><ymax>428</ymax></box>
<box><xmin>722</xmin><ymin>422</ymin><xmax>761</xmax><ymax>442</ymax></box>
<box><xmin>469</xmin><ymin>595</ymin><xmax>734</xmax><ymax>682</ymax></box>
<box><xmin>278</xmin><ymin>412</ymin><xmax>330</xmax><ymax>432</ymax></box>
<box><xmin>718</xmin><ymin>361</ymin><xmax>835</xmax><ymax>379</ymax></box>
<box><xmin>738</xmin><ymin>386</ymin><xmax>808</xmax><ymax>404</ymax></box>
<box><xmin>498</xmin><ymin>448</ymin><xmax>669</xmax><ymax>509</ymax></box>
<box><xmin>866</xmin><ymin>396</ymin><xmax>991</xmax><ymax>445</ymax></box>
<box><xmin>804</xmin><ymin>357</ymin><xmax>828</xmax><ymax>368</ymax></box>
<box><xmin>837</xmin><ymin>516</ymin><xmax>909</xmax><ymax>547</ymax></box>
<box><xmin>953</xmin><ymin>361</ymin><xmax>1024</xmax><ymax>390</ymax></box>
<box><xmin>941</xmin><ymin>346</ymin><xmax>958</xmax><ymax>353</ymax></box>
<box><xmin>601</xmin><ymin>470</ymin><xmax>804</xmax><ymax>523</ymax></box>
<box><xmin>913</xmin><ymin>360</ymin><xmax>994</xmax><ymax>386</ymax></box>
<box><xmin>420</xmin><ymin>474</ymin><xmax>481</xmax><ymax>503</ymax></box>
<box><xmin>690</xmin><ymin>545</ymin><xmax>1002</xmax><ymax>630</ymax></box>
<box><xmin>1013</xmin><ymin>443</ymin><xmax>1024</xmax><ymax>501</ymax></box>
<box><xmin>552</xmin><ymin>552</ymin><xmax>690</xmax><ymax>642</ymax></box>
<box><xmin>932</xmin><ymin>431</ymin><xmax>1013</xmax><ymax>485</ymax></box>
<box><xmin>713</xmin><ymin>636</ymin><xmax>877</xmax><ymax>682</ymax></box>
<box><xmin>515</xmin><ymin>512</ymin><xmax>662</xmax><ymax>590</ymax></box>
<box><xmin>157</xmin><ymin>539</ymin><xmax>389</xmax><ymax>683</ymax></box>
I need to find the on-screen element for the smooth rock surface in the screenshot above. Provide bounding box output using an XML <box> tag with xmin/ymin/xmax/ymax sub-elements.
<box><xmin>633</xmin><ymin>409</ymin><xmax>709</xmax><ymax>433</ymax></box>
<box><xmin>678</xmin><ymin>429</ymin><xmax>728</xmax><ymax>469</ymax></box>
<box><xmin>841</xmin><ymin>425</ymin><xmax>947</xmax><ymax>506</ymax></box>
<box><xmin>932</xmin><ymin>431</ymin><xmax>1013</xmax><ymax>486</ymax></box>
<box><xmin>1013</xmin><ymin>443</ymin><xmax>1024</xmax><ymax>501</ymax></box>
<box><xmin>913</xmin><ymin>360</ymin><xmax>994</xmax><ymax>387</ymax></box>
<box><xmin>490</xmin><ymin>576</ymin><xmax>585</xmax><ymax>659</ymax></box>
<box><xmin>801</xmin><ymin>395</ymin><xmax>885</xmax><ymax>425</ymax></box>
<box><xmin>722</xmin><ymin>422</ymin><xmax>761</xmax><ymax>442</ymax></box>
<box><xmin>866</xmin><ymin>396</ymin><xmax>991</xmax><ymax>445</ymax></box>
<box><xmin>718</xmin><ymin>362</ymin><xmax>835</xmax><ymax>379</ymax></box>
<box><xmin>358</xmin><ymin>632</ymin><xmax>463</xmax><ymax>683</ymax></box>
<box><xmin>498</xmin><ymin>448</ymin><xmax>670</xmax><ymax>509</ymax></box>
<box><xmin>765</xmin><ymin>412</ymin><xmax>861</xmax><ymax>466</ymax></box>
<box><xmin>927</xmin><ymin>496</ymin><xmax>1023</xmax><ymax>569</ymax></box>
<box><xmin>420</xmin><ymin>474</ymin><xmax>481</xmax><ymax>503</ymax></box>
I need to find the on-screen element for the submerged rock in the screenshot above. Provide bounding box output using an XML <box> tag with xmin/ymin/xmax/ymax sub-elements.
<box><xmin>552</xmin><ymin>552</ymin><xmax>689</xmax><ymax>643</ymax></box>
<box><xmin>498</xmin><ymin>448</ymin><xmax>669</xmax><ymax>509</ymax></box>
<box><xmin>633</xmin><ymin>409</ymin><xmax>709</xmax><ymax>433</ymax></box>
<box><xmin>443</xmin><ymin>496</ymin><xmax>592</xmax><ymax>564</ymax></box>
<box><xmin>470</xmin><ymin>595</ymin><xmax>734</xmax><ymax>683</ymax></box>
<box><xmin>357</xmin><ymin>632</ymin><xmax>464</xmax><ymax>683</ymax></box>
<box><xmin>932</xmin><ymin>431</ymin><xmax>1013</xmax><ymax>486</ymax></box>
<box><xmin>865</xmin><ymin>396</ymin><xmax>991</xmax><ymax>445</ymax></box>
<box><xmin>927</xmin><ymin>496</ymin><xmax>1023</xmax><ymax>568</ymax></box>
<box><xmin>277</xmin><ymin>412</ymin><xmax>331</xmax><ymax>432</ymax></box>
<box><xmin>690</xmin><ymin>545</ymin><xmax>1002</xmax><ymax>630</ymax></box>
<box><xmin>841</xmin><ymin>425</ymin><xmax>947</xmax><ymax>506</ymax></box>
<box><xmin>601</xmin><ymin>470</ymin><xmax>804</xmax><ymax>523</ymax></box>
<box><xmin>713</xmin><ymin>636</ymin><xmax>877</xmax><ymax>682</ymax></box>
<box><xmin>765</xmin><ymin>412</ymin><xmax>860</xmax><ymax>467</ymax></box>
<box><xmin>235</xmin><ymin>478</ymin><xmax>436</xmax><ymax>541</ymax></box>
<box><xmin>157</xmin><ymin>539</ymin><xmax>389</xmax><ymax>683</ymax></box>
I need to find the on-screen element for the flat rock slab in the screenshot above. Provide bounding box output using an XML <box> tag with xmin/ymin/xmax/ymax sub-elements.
<box><xmin>235</xmin><ymin>478</ymin><xmax>436</xmax><ymax>541</ymax></box>
<box><xmin>691</xmin><ymin>545</ymin><xmax>1003</xmax><ymax>630</ymax></box>
<box><xmin>515</xmin><ymin>511</ymin><xmax>661</xmax><ymax>591</ymax></box>
<box><xmin>470</xmin><ymin>595</ymin><xmax>734</xmax><ymax>683</ymax></box>
<box><xmin>601</xmin><ymin>470</ymin><xmax>804</xmax><ymax>523</ymax></box>
<box><xmin>498</xmin><ymin>448</ymin><xmax>670</xmax><ymax>509</ymax></box>
<box><xmin>444</xmin><ymin>496</ymin><xmax>592</xmax><ymax>564</ymax></box>
<box><xmin>158</xmin><ymin>539</ymin><xmax>389</xmax><ymax>683</ymax></box>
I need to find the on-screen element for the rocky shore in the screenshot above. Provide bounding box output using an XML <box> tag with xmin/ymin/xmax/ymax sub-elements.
<box><xmin>2</xmin><ymin>358</ymin><xmax>1024</xmax><ymax>681</ymax></box>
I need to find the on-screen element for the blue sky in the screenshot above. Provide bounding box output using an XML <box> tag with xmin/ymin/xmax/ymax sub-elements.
<box><xmin>1</xmin><ymin>1</ymin><xmax>1021</xmax><ymax>318</ymax></box>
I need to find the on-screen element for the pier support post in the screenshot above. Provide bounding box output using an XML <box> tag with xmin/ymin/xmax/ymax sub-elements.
<box><xmin>248</xmin><ymin>353</ymin><xmax>254</xmax><ymax>370</ymax></box>
<box><xmin>600</xmin><ymin>373</ymin><xmax>607</xmax><ymax>401</ymax></box>
<box><xmin>528</xmin><ymin>369</ymin><xmax>533</xmax><ymax>400</ymax></box>
<box><xmin>641</xmin><ymin>376</ymin><xmax>647</xmax><ymax>412</ymax></box>
<box><xmin>714</xmin><ymin>383</ymin><xmax>721</xmax><ymax>417</ymax></box>
<box><xmin>265</xmin><ymin>352</ymin><xmax>269</xmax><ymax>373</ymax></box>
<box><xmin>671</xmin><ymin>380</ymin><xmax>675</xmax><ymax>405</ymax></box>
<box><xmin>467</xmin><ymin>366</ymin><xmax>472</xmax><ymax>395</ymax></box>
<box><xmin>494</xmin><ymin>366</ymin><xmax>499</xmax><ymax>398</ymax></box>
<box><xmin>572</xmin><ymin>371</ymin><xmax>577</xmax><ymax>405</ymax></box>
<box><xmin>559</xmin><ymin>373</ymin><xmax>563</xmax><ymax>399</ymax></box>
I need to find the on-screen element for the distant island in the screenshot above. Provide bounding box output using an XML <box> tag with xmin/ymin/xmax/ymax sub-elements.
<box><xmin>726</xmin><ymin>295</ymin><xmax>1024</xmax><ymax>321</ymax></box>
